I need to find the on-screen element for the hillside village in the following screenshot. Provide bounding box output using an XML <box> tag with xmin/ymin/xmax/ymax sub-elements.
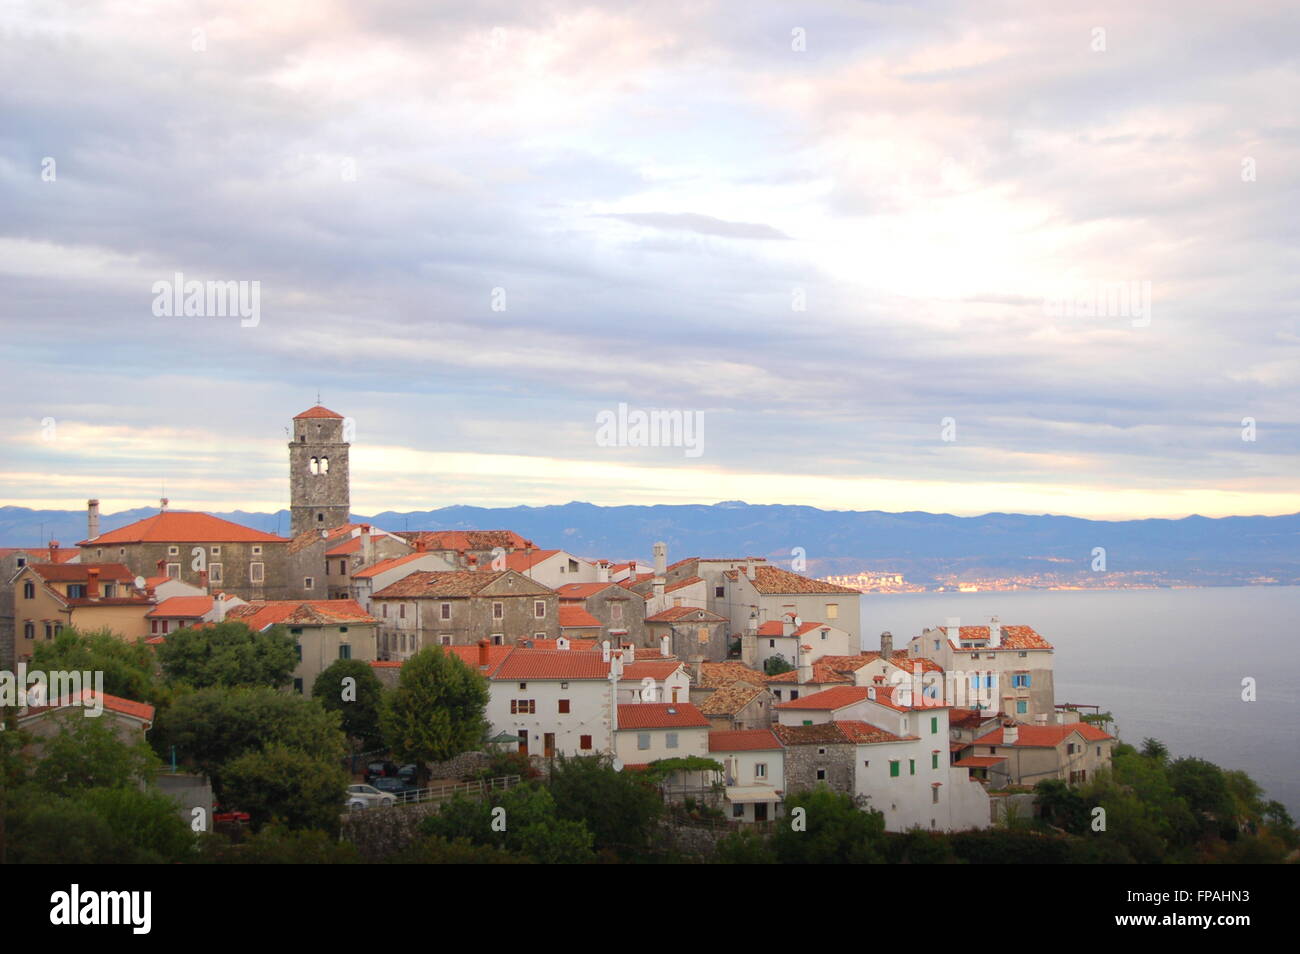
<box><xmin>1</xmin><ymin>405</ymin><xmax>1116</xmax><ymax>831</ymax></box>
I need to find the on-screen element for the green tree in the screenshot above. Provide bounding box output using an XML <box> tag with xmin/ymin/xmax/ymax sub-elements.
<box><xmin>156</xmin><ymin>621</ymin><xmax>297</xmax><ymax>689</ymax></box>
<box><xmin>2</xmin><ymin>786</ymin><xmax>194</xmax><ymax>864</ymax></box>
<box><xmin>221</xmin><ymin>744</ymin><xmax>349</xmax><ymax>833</ymax></box>
<box><xmin>764</xmin><ymin>656</ymin><xmax>795</xmax><ymax>676</ymax></box>
<box><xmin>548</xmin><ymin>755</ymin><xmax>663</xmax><ymax>860</ymax></box>
<box><xmin>423</xmin><ymin>782</ymin><xmax>594</xmax><ymax>863</ymax></box>
<box><xmin>715</xmin><ymin>827</ymin><xmax>777</xmax><ymax>863</ymax></box>
<box><xmin>1139</xmin><ymin>737</ymin><xmax>1169</xmax><ymax>762</ymax></box>
<box><xmin>313</xmin><ymin>658</ymin><xmax>385</xmax><ymax>749</ymax></box>
<box><xmin>31</xmin><ymin>710</ymin><xmax>162</xmax><ymax>795</ymax></box>
<box><xmin>199</xmin><ymin>826</ymin><xmax>363</xmax><ymax>864</ymax></box>
<box><xmin>152</xmin><ymin>686</ymin><xmax>346</xmax><ymax>797</ymax></box>
<box><xmin>77</xmin><ymin>787</ymin><xmax>197</xmax><ymax>863</ymax></box>
<box><xmin>30</xmin><ymin>628</ymin><xmax>165</xmax><ymax>705</ymax></box>
<box><xmin>380</xmin><ymin>647</ymin><xmax>488</xmax><ymax>778</ymax></box>
<box><xmin>1034</xmin><ymin>779</ymin><xmax>1089</xmax><ymax>834</ymax></box>
<box><xmin>770</xmin><ymin>788</ymin><xmax>886</xmax><ymax>864</ymax></box>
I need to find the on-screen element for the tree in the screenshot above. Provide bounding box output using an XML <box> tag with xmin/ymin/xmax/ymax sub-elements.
<box><xmin>548</xmin><ymin>755</ymin><xmax>663</xmax><ymax>860</ymax></box>
<box><xmin>77</xmin><ymin>787</ymin><xmax>196</xmax><ymax>863</ymax></box>
<box><xmin>423</xmin><ymin>782</ymin><xmax>594</xmax><ymax>864</ymax></box>
<box><xmin>770</xmin><ymin>788</ymin><xmax>886</xmax><ymax>864</ymax></box>
<box><xmin>30</xmin><ymin>628</ymin><xmax>165</xmax><ymax>705</ymax></box>
<box><xmin>152</xmin><ymin>686</ymin><xmax>346</xmax><ymax>797</ymax></box>
<box><xmin>715</xmin><ymin>827</ymin><xmax>777</xmax><ymax>864</ymax></box>
<box><xmin>31</xmin><ymin>710</ymin><xmax>161</xmax><ymax>796</ymax></box>
<box><xmin>2</xmin><ymin>786</ymin><xmax>194</xmax><ymax>864</ymax></box>
<box><xmin>312</xmin><ymin>659</ymin><xmax>385</xmax><ymax>749</ymax></box>
<box><xmin>380</xmin><ymin>647</ymin><xmax>488</xmax><ymax>777</ymax></box>
<box><xmin>221</xmin><ymin>744</ymin><xmax>349</xmax><ymax>833</ymax></box>
<box><xmin>199</xmin><ymin>826</ymin><xmax>362</xmax><ymax>864</ymax></box>
<box><xmin>1034</xmin><ymin>779</ymin><xmax>1089</xmax><ymax>834</ymax></box>
<box><xmin>764</xmin><ymin>657</ymin><xmax>794</xmax><ymax>676</ymax></box>
<box><xmin>156</xmin><ymin>621</ymin><xmax>296</xmax><ymax>689</ymax></box>
<box><xmin>1139</xmin><ymin>737</ymin><xmax>1169</xmax><ymax>762</ymax></box>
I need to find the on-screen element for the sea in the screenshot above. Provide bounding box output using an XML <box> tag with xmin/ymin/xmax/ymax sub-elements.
<box><xmin>860</xmin><ymin>586</ymin><xmax>1300</xmax><ymax>817</ymax></box>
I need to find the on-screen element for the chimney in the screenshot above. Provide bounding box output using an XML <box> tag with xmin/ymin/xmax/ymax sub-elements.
<box><xmin>653</xmin><ymin>578</ymin><xmax>665</xmax><ymax>604</ymax></box>
<box><xmin>880</xmin><ymin>630</ymin><xmax>894</xmax><ymax>660</ymax></box>
<box><xmin>160</xmin><ymin>497</ymin><xmax>169</xmax><ymax>512</ymax></box>
<box><xmin>988</xmin><ymin>616</ymin><xmax>1002</xmax><ymax>648</ymax></box>
<box><xmin>48</xmin><ymin>540</ymin><xmax>59</xmax><ymax>562</ymax></box>
<box><xmin>360</xmin><ymin>525</ymin><xmax>373</xmax><ymax>565</ymax></box>
<box><xmin>623</xmin><ymin>643</ymin><xmax>635</xmax><ymax>664</ymax></box>
<box><xmin>596</xmin><ymin>561</ymin><xmax>610</xmax><ymax>584</ymax></box>
<box><xmin>868</xmin><ymin>686</ymin><xmax>877</xmax><ymax>700</ymax></box>
<box><xmin>692</xmin><ymin>655</ymin><xmax>704</xmax><ymax>684</ymax></box>
<box><xmin>601</xmin><ymin>640</ymin><xmax>611</xmax><ymax>663</ymax></box>
<box><xmin>782</xmin><ymin>613</ymin><xmax>797</xmax><ymax>637</ymax></box>
<box><xmin>478</xmin><ymin>639</ymin><xmax>490</xmax><ymax>669</ymax></box>
<box><xmin>87</xmin><ymin>499</ymin><xmax>100</xmax><ymax>540</ymax></box>
<box><xmin>653</xmin><ymin>541</ymin><xmax>667</xmax><ymax>577</ymax></box>
<box><xmin>740</xmin><ymin>633</ymin><xmax>757</xmax><ymax>669</ymax></box>
<box><xmin>213</xmin><ymin>594</ymin><xmax>228</xmax><ymax>622</ymax></box>
<box><xmin>660</xmin><ymin>633</ymin><xmax>671</xmax><ymax>657</ymax></box>
<box><xmin>86</xmin><ymin>566</ymin><xmax>100</xmax><ymax>598</ymax></box>
<box><xmin>557</xmin><ymin>636</ymin><xmax>569</xmax><ymax>651</ymax></box>
<box><xmin>199</xmin><ymin>569</ymin><xmax>209</xmax><ymax>593</ymax></box>
<box><xmin>797</xmin><ymin>646</ymin><xmax>812</xmax><ymax>685</ymax></box>
<box><xmin>609</xmin><ymin>649</ymin><xmax>624</xmax><ymax>681</ymax></box>
<box><xmin>1003</xmin><ymin>721</ymin><xmax>1019</xmax><ymax>746</ymax></box>
<box><xmin>745</xmin><ymin>560</ymin><xmax>757</xmax><ymax>581</ymax></box>
<box><xmin>156</xmin><ymin>558</ymin><xmax>166</xmax><ymax>573</ymax></box>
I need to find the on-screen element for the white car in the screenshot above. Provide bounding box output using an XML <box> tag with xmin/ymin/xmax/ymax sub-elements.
<box><xmin>346</xmin><ymin>783</ymin><xmax>397</xmax><ymax>811</ymax></box>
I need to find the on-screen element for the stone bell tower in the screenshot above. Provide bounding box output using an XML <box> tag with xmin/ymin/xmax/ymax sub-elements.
<box><xmin>289</xmin><ymin>404</ymin><xmax>351</xmax><ymax>536</ymax></box>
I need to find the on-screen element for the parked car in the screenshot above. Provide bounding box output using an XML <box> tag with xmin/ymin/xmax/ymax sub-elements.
<box><xmin>371</xmin><ymin>776</ymin><xmax>420</xmax><ymax>801</ymax></box>
<box><xmin>364</xmin><ymin>761</ymin><xmax>400</xmax><ymax>784</ymax></box>
<box><xmin>346</xmin><ymin>783</ymin><xmax>397</xmax><ymax>811</ymax></box>
<box><xmin>397</xmin><ymin>763</ymin><xmax>419</xmax><ymax>785</ymax></box>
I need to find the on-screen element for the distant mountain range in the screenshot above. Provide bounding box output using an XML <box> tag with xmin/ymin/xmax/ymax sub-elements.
<box><xmin>4</xmin><ymin>501</ymin><xmax>1298</xmax><ymax>588</ymax></box>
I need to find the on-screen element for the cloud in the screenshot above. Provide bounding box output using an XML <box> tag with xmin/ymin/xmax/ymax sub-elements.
<box><xmin>594</xmin><ymin>212</ymin><xmax>792</xmax><ymax>240</ymax></box>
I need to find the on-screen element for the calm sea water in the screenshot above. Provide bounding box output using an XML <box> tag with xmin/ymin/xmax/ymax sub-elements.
<box><xmin>860</xmin><ymin>586</ymin><xmax>1300</xmax><ymax>816</ymax></box>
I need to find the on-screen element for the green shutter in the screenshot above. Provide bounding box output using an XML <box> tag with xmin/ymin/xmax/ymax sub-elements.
<box><xmin>932</xmin><ymin>753</ymin><xmax>939</xmax><ymax>769</ymax></box>
<box><xmin>890</xmin><ymin>761</ymin><xmax>899</xmax><ymax>777</ymax></box>
<box><xmin>909</xmin><ymin>759</ymin><xmax>915</xmax><ymax>775</ymax></box>
<box><xmin>930</xmin><ymin>716</ymin><xmax>938</xmax><ymax>734</ymax></box>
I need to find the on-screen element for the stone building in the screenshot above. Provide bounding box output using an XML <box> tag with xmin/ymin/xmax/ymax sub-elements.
<box><xmin>643</xmin><ymin>605</ymin><xmax>730</xmax><ymax>661</ymax></box>
<box><xmin>288</xmin><ymin>405</ymin><xmax>351</xmax><ymax>537</ymax></box>
<box><xmin>771</xmin><ymin>722</ymin><xmax>858</xmax><ymax>796</ymax></box>
<box><xmin>370</xmin><ymin>569</ymin><xmax>559</xmax><ymax>658</ymax></box>
<box><xmin>555</xmin><ymin>582</ymin><xmax>646</xmax><ymax>647</ymax></box>
<box><xmin>223</xmin><ymin>598</ymin><xmax>378</xmax><ymax>694</ymax></box>
<box><xmin>79</xmin><ymin>507</ymin><xmax>291</xmax><ymax>602</ymax></box>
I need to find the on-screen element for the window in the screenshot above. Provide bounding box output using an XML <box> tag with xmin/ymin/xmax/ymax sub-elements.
<box><xmin>15</xmin><ymin>557</ymin><xmax>25</xmax><ymax>567</ymax></box>
<box><xmin>518</xmin><ymin>682</ymin><xmax>527</xmax><ymax>690</ymax></box>
<box><xmin>167</xmin><ymin>563</ymin><xmax>180</xmax><ymax>579</ymax></box>
<box><xmin>44</xmin><ymin>623</ymin><xmax>53</xmax><ymax>640</ymax></box>
<box><xmin>510</xmin><ymin>700</ymin><xmax>536</xmax><ymax>715</ymax></box>
<box><xmin>493</xmin><ymin>602</ymin><xmax>503</xmax><ymax>620</ymax></box>
<box><xmin>821</xmin><ymin>629</ymin><xmax>828</xmax><ymax>640</ymax></box>
<box><xmin>611</xmin><ymin>603</ymin><xmax>623</xmax><ymax>622</ymax></box>
<box><xmin>440</xmin><ymin>602</ymin><xmax>451</xmax><ymax>620</ymax></box>
<box><xmin>790</xmin><ymin>690</ymin><xmax>799</xmax><ymax>700</ymax></box>
<box><xmin>733</xmin><ymin>804</ymin><xmax>745</xmax><ymax>818</ymax></box>
<box><xmin>382</xmin><ymin>603</ymin><xmax>388</xmax><ymax>617</ymax></box>
<box><xmin>534</xmin><ymin>600</ymin><xmax>546</xmax><ymax>618</ymax></box>
<box><xmin>249</xmin><ymin>562</ymin><xmax>264</xmax><ymax>583</ymax></box>
<box><xmin>558</xmin><ymin>699</ymin><xmax>570</xmax><ymax>713</ymax></box>
<box><xmin>291</xmin><ymin>627</ymin><xmax>302</xmax><ymax>635</ymax></box>
<box><xmin>637</xmin><ymin>733</ymin><xmax>650</xmax><ymax>751</ymax></box>
<box><xmin>666</xmin><ymin>732</ymin><xmax>679</xmax><ymax>749</ymax></box>
<box><xmin>1012</xmin><ymin>674</ymin><xmax>1031</xmax><ymax>688</ymax></box>
<box><xmin>934</xmin><ymin>639</ymin><xmax>941</xmax><ymax>650</ymax></box>
<box><xmin>151</xmin><ymin>620</ymin><xmax>159</xmax><ymax>634</ymax></box>
<box><xmin>252</xmin><ymin>546</ymin><xmax>262</xmax><ymax>555</ymax></box>
<box><xmin>714</xmin><ymin>585</ymin><xmax>724</xmax><ymax>598</ymax></box>
<box><xmin>293</xmin><ymin>678</ymin><xmax>303</xmax><ymax>693</ymax></box>
<box><xmin>1018</xmin><ymin>651</ymin><xmax>1028</xmax><ymax>657</ymax></box>
<box><xmin>932</xmin><ymin>753</ymin><xmax>939</xmax><ymax>769</ymax></box>
<box><xmin>336</xmin><ymin>560</ymin><xmax>345</xmax><ymax>575</ymax></box>
<box><xmin>890</xmin><ymin>760</ymin><xmax>900</xmax><ymax>777</ymax></box>
<box><xmin>295</xmin><ymin>644</ymin><xmax>302</xmax><ymax>661</ymax></box>
<box><xmin>932</xmin><ymin>787</ymin><xmax>940</xmax><ymax>804</ymax></box>
<box><xmin>23</xmin><ymin>622</ymin><xmax>34</xmax><ymax>640</ymax></box>
<box><xmin>803</xmin><ymin>720</ymin><xmax>813</xmax><ymax>726</ymax></box>
<box><xmin>817</xmin><ymin>747</ymin><xmax>826</xmax><ymax>755</ymax></box>
<box><xmin>580</xmin><ymin>735</ymin><xmax>592</xmax><ymax>750</ymax></box>
<box><xmin>439</xmin><ymin>635</ymin><xmax>451</xmax><ymax>646</ymax></box>
<box><xmin>168</xmin><ymin>546</ymin><xmax>179</xmax><ymax>555</ymax></box>
<box><xmin>1096</xmin><ymin>746</ymin><xmax>1102</xmax><ymax>756</ymax></box>
<box><xmin>816</xmin><ymin>768</ymin><xmax>826</xmax><ymax>781</ymax></box>
<box><xmin>22</xmin><ymin>581</ymin><xmax>34</xmax><ymax>599</ymax></box>
<box><xmin>909</xmin><ymin>759</ymin><xmax>916</xmax><ymax>776</ymax></box>
<box><xmin>305</xmin><ymin>577</ymin><xmax>314</xmax><ymax>589</ymax></box>
<box><xmin>826</xmin><ymin>603</ymin><xmax>838</xmax><ymax>619</ymax></box>
<box><xmin>769</xmin><ymin>639</ymin><xmax>775</xmax><ymax>648</ymax></box>
<box><xmin>400</xmin><ymin>604</ymin><xmax>406</xmax><ymax>619</ymax></box>
<box><xmin>339</xmin><ymin>644</ymin><xmax>351</xmax><ymax>660</ymax></box>
<box><xmin>755</xmin><ymin>763</ymin><xmax>767</xmax><ymax>778</ymax></box>
<box><xmin>96</xmin><ymin>549</ymin><xmax>102</xmax><ymax>559</ymax></box>
<box><xmin>1016</xmin><ymin>700</ymin><xmax>1028</xmax><ymax>714</ymax></box>
<box><xmin>492</xmin><ymin>634</ymin><xmax>504</xmax><ymax>645</ymax></box>
<box><xmin>930</xmin><ymin>716</ymin><xmax>938</xmax><ymax>734</ymax></box>
<box><xmin>210</xmin><ymin>546</ymin><xmax>221</xmax><ymax>556</ymax></box>
<box><xmin>209</xmin><ymin>563</ymin><xmax>223</xmax><ymax>584</ymax></box>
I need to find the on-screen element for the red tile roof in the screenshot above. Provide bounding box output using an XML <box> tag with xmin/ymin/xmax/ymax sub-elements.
<box><xmin>351</xmin><ymin>552</ymin><xmax>429</xmax><ymax>580</ymax></box>
<box><xmin>708</xmin><ymin>729</ymin><xmax>781</xmax><ymax>752</ymax></box>
<box><xmin>757</xmin><ymin>621</ymin><xmax>785</xmax><ymax>637</ymax></box>
<box><xmin>146</xmin><ymin>596</ymin><xmax>214</xmax><ymax>619</ymax></box>
<box><xmin>644</xmin><ymin>606</ymin><xmax>726</xmax><ymax>623</ymax></box>
<box><xmin>622</xmin><ymin>660</ymin><xmax>685</xmax><ymax>682</ymax></box>
<box><xmin>617</xmin><ymin>703</ymin><xmax>709</xmax><ymax>730</ymax></box>
<box><xmin>446</xmin><ymin>643</ymin><xmax>515</xmax><ymax>673</ymax></box>
<box><xmin>496</xmin><ymin>549</ymin><xmax>562</xmax><ymax>572</ymax></box>
<box><xmin>21</xmin><ymin>689</ymin><xmax>155</xmax><ymax>724</ymax></box>
<box><xmin>294</xmin><ymin>405</ymin><xmax>344</xmax><ymax>419</ymax></box>
<box><xmin>225</xmin><ymin>599</ymin><xmax>376</xmax><ymax>629</ymax></box>
<box><xmin>941</xmin><ymin>624</ymin><xmax>1054</xmax><ymax>651</ymax></box>
<box><xmin>772</xmin><ymin>721</ymin><xmax>908</xmax><ymax>745</ymax></box>
<box><xmin>745</xmin><ymin>566</ymin><xmax>859</xmax><ymax>595</ymax></box>
<box><xmin>973</xmin><ymin>723</ymin><xmax>1114</xmax><ymax>748</ymax></box>
<box><xmin>697</xmin><ymin>661</ymin><xmax>768</xmax><ymax>689</ymax></box>
<box><xmin>954</xmin><ymin>755</ymin><xmax>1008</xmax><ymax>768</ymax></box>
<box><xmin>491</xmin><ymin>649</ymin><xmax>612</xmax><ymax>681</ymax></box>
<box><xmin>555</xmin><ymin>582</ymin><xmax>624</xmax><ymax>600</ymax></box>
<box><xmin>558</xmin><ymin>605</ymin><xmax>602</xmax><ymax>628</ymax></box>
<box><xmin>28</xmin><ymin>563</ymin><xmax>135</xmax><ymax>583</ymax></box>
<box><xmin>82</xmin><ymin>512</ymin><xmax>286</xmax><ymax>546</ymax></box>
<box><xmin>775</xmin><ymin>686</ymin><xmax>869</xmax><ymax>711</ymax></box>
<box><xmin>398</xmin><ymin>530</ymin><xmax>533</xmax><ymax>553</ymax></box>
<box><xmin>372</xmin><ymin>570</ymin><xmax>511</xmax><ymax>599</ymax></box>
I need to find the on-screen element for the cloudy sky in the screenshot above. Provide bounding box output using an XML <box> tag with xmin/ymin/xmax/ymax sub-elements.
<box><xmin>2</xmin><ymin>0</ymin><xmax>1298</xmax><ymax>520</ymax></box>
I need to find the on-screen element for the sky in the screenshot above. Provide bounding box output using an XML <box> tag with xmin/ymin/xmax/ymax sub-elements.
<box><xmin>2</xmin><ymin>0</ymin><xmax>1298</xmax><ymax>521</ymax></box>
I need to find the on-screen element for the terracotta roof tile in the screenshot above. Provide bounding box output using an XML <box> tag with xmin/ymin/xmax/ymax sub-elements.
<box><xmin>708</xmin><ymin>729</ymin><xmax>780</xmax><ymax>752</ymax></box>
<box><xmin>83</xmin><ymin>512</ymin><xmax>286</xmax><ymax>546</ymax></box>
<box><xmin>644</xmin><ymin>606</ymin><xmax>726</xmax><ymax>623</ymax></box>
<box><xmin>226</xmin><ymin>599</ymin><xmax>376</xmax><ymax>629</ymax></box>
<box><xmin>746</xmin><ymin>566</ymin><xmax>859</xmax><ymax>595</ymax></box>
<box><xmin>974</xmin><ymin>723</ymin><xmax>1114</xmax><ymax>747</ymax></box>
<box><xmin>294</xmin><ymin>405</ymin><xmax>345</xmax><ymax>419</ymax></box>
<box><xmin>616</xmin><ymin>702</ymin><xmax>709</xmax><ymax>730</ymax></box>
<box><xmin>775</xmin><ymin>686</ymin><xmax>869</xmax><ymax>711</ymax></box>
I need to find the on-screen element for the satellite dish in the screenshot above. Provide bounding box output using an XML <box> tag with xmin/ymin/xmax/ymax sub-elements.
<box><xmin>611</xmin><ymin>757</ymin><xmax>623</xmax><ymax>772</ymax></box>
<box><xmin>134</xmin><ymin>576</ymin><xmax>146</xmax><ymax>590</ymax></box>
<box><xmin>792</xmin><ymin>616</ymin><xmax>802</xmax><ymax>628</ymax></box>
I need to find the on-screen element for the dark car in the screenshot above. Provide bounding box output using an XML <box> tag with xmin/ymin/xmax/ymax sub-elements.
<box><xmin>364</xmin><ymin>761</ymin><xmax>400</xmax><ymax>784</ymax></box>
<box><xmin>371</xmin><ymin>776</ymin><xmax>420</xmax><ymax>801</ymax></box>
<box><xmin>397</xmin><ymin>763</ymin><xmax>419</xmax><ymax>785</ymax></box>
